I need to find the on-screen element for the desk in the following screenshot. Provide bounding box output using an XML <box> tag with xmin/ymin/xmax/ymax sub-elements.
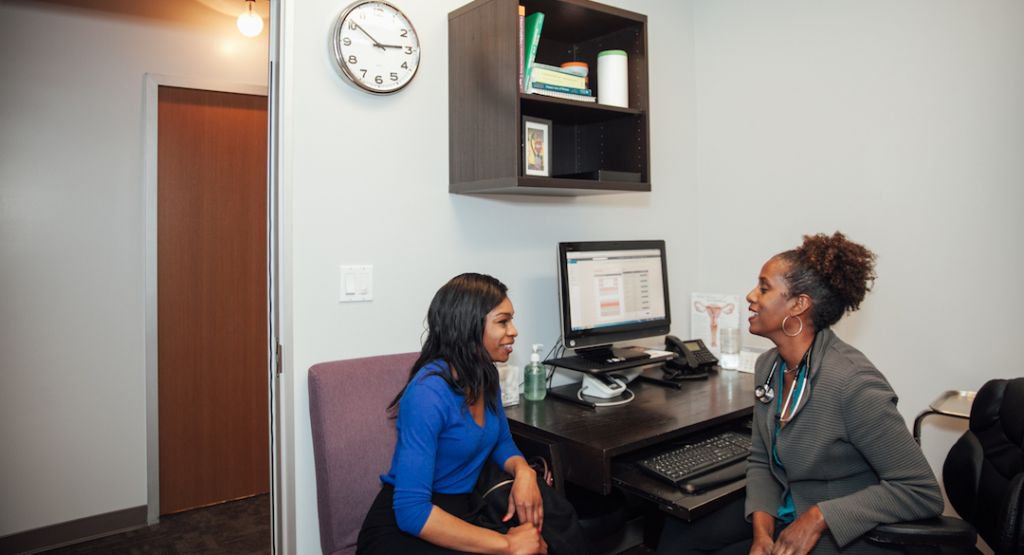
<box><xmin>505</xmin><ymin>368</ymin><xmax>755</xmax><ymax>521</ymax></box>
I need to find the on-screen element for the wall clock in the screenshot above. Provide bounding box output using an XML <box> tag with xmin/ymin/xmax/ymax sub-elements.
<box><xmin>331</xmin><ymin>1</ymin><xmax>421</xmax><ymax>95</ymax></box>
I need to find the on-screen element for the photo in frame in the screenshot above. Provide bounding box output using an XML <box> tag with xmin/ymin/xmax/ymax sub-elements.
<box><xmin>523</xmin><ymin>116</ymin><xmax>552</xmax><ymax>176</ymax></box>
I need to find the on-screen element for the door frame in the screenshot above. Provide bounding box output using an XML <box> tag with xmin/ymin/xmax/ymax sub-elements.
<box><xmin>142</xmin><ymin>74</ymin><xmax>271</xmax><ymax>526</ymax></box>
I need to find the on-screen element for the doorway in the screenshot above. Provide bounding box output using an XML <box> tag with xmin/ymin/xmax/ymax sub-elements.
<box><xmin>144</xmin><ymin>76</ymin><xmax>271</xmax><ymax>522</ymax></box>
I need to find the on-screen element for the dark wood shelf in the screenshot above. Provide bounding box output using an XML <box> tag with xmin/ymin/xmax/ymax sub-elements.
<box><xmin>449</xmin><ymin>0</ymin><xmax>650</xmax><ymax>196</ymax></box>
<box><xmin>521</xmin><ymin>94</ymin><xmax>642</xmax><ymax>122</ymax></box>
<box><xmin>450</xmin><ymin>175</ymin><xmax>650</xmax><ymax>196</ymax></box>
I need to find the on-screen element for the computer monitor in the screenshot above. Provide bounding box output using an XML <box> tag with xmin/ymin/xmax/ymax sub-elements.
<box><xmin>557</xmin><ymin>240</ymin><xmax>671</xmax><ymax>361</ymax></box>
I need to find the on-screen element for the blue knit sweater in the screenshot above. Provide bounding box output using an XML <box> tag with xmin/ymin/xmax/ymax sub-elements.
<box><xmin>380</xmin><ymin>360</ymin><xmax>522</xmax><ymax>535</ymax></box>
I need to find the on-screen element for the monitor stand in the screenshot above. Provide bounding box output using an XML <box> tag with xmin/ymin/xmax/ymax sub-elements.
<box><xmin>575</xmin><ymin>344</ymin><xmax>650</xmax><ymax>365</ymax></box>
<box><xmin>547</xmin><ymin>369</ymin><xmax>642</xmax><ymax>408</ymax></box>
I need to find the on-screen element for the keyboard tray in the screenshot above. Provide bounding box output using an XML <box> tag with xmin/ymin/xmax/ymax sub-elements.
<box><xmin>635</xmin><ymin>430</ymin><xmax>751</xmax><ymax>486</ymax></box>
<box><xmin>612</xmin><ymin>459</ymin><xmax>746</xmax><ymax>521</ymax></box>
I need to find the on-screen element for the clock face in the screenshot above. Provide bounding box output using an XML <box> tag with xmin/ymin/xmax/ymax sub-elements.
<box><xmin>331</xmin><ymin>1</ymin><xmax>421</xmax><ymax>95</ymax></box>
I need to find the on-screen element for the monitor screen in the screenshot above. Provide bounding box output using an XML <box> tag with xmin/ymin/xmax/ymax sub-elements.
<box><xmin>557</xmin><ymin>240</ymin><xmax>671</xmax><ymax>351</ymax></box>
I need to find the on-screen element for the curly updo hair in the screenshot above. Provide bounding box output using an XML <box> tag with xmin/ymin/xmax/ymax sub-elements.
<box><xmin>777</xmin><ymin>232</ymin><xmax>877</xmax><ymax>330</ymax></box>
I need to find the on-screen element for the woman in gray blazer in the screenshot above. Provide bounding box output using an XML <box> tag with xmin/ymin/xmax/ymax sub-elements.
<box><xmin>657</xmin><ymin>232</ymin><xmax>942</xmax><ymax>555</ymax></box>
<box><xmin>743</xmin><ymin>232</ymin><xmax>943</xmax><ymax>554</ymax></box>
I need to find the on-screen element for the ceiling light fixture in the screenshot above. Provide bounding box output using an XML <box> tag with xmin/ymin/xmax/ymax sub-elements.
<box><xmin>237</xmin><ymin>0</ymin><xmax>263</xmax><ymax>37</ymax></box>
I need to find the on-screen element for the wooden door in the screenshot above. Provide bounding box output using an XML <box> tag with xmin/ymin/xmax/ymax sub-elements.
<box><xmin>157</xmin><ymin>86</ymin><xmax>268</xmax><ymax>514</ymax></box>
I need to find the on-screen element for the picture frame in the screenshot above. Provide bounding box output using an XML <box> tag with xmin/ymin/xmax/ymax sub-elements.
<box><xmin>522</xmin><ymin>116</ymin><xmax>552</xmax><ymax>177</ymax></box>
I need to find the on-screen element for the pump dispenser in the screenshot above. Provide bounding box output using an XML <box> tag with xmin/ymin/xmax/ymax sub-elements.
<box><xmin>523</xmin><ymin>344</ymin><xmax>547</xmax><ymax>401</ymax></box>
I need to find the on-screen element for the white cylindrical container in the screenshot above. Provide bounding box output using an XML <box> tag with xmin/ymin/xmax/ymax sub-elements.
<box><xmin>597</xmin><ymin>49</ymin><xmax>628</xmax><ymax>108</ymax></box>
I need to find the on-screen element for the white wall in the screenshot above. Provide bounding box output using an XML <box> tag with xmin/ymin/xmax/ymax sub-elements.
<box><xmin>691</xmin><ymin>0</ymin><xmax>1024</xmax><ymax>483</ymax></box>
<box><xmin>282</xmin><ymin>0</ymin><xmax>1023</xmax><ymax>550</ymax></box>
<box><xmin>0</xmin><ymin>3</ymin><xmax>268</xmax><ymax>536</ymax></box>
<box><xmin>278</xmin><ymin>1</ymin><xmax>697</xmax><ymax>551</ymax></box>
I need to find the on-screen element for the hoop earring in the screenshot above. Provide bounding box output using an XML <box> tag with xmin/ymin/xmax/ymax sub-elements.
<box><xmin>782</xmin><ymin>315</ymin><xmax>803</xmax><ymax>337</ymax></box>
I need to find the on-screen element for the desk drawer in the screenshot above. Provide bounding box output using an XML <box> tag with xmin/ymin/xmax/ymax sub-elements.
<box><xmin>511</xmin><ymin>432</ymin><xmax>565</xmax><ymax>493</ymax></box>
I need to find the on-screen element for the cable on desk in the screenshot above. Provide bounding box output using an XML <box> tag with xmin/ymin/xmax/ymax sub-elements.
<box><xmin>544</xmin><ymin>336</ymin><xmax>562</xmax><ymax>389</ymax></box>
<box><xmin>577</xmin><ymin>387</ymin><xmax>635</xmax><ymax>407</ymax></box>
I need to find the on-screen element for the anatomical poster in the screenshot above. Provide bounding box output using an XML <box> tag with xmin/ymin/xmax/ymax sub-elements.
<box><xmin>690</xmin><ymin>292</ymin><xmax>741</xmax><ymax>354</ymax></box>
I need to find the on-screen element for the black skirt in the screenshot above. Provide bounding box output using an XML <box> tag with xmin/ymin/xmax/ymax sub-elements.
<box><xmin>357</xmin><ymin>484</ymin><xmax>476</xmax><ymax>555</ymax></box>
<box><xmin>357</xmin><ymin>467</ymin><xmax>587</xmax><ymax>555</ymax></box>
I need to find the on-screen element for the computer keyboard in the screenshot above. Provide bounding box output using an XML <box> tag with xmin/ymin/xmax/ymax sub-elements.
<box><xmin>636</xmin><ymin>430</ymin><xmax>751</xmax><ymax>486</ymax></box>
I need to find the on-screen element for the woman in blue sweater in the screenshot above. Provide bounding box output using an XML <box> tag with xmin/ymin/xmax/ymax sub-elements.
<box><xmin>357</xmin><ymin>273</ymin><xmax>577</xmax><ymax>554</ymax></box>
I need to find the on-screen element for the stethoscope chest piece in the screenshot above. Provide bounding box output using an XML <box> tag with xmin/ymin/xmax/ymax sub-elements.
<box><xmin>755</xmin><ymin>381</ymin><xmax>775</xmax><ymax>404</ymax></box>
<box><xmin>755</xmin><ymin>360</ymin><xmax>779</xmax><ymax>404</ymax></box>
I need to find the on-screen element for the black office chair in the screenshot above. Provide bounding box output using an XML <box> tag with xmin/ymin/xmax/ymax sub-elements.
<box><xmin>866</xmin><ymin>377</ymin><xmax>1024</xmax><ymax>554</ymax></box>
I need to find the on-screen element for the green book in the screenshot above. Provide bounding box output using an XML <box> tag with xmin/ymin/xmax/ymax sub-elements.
<box><xmin>523</xmin><ymin>11</ymin><xmax>545</xmax><ymax>90</ymax></box>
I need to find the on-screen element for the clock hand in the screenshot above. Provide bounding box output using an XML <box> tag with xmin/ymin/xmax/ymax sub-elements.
<box><xmin>352</xmin><ymin>21</ymin><xmax>387</xmax><ymax>50</ymax></box>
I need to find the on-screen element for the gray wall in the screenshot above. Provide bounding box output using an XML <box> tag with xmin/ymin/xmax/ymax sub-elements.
<box><xmin>0</xmin><ymin>2</ymin><xmax>268</xmax><ymax>537</ymax></box>
<box><xmin>691</xmin><ymin>0</ymin><xmax>1024</xmax><ymax>481</ymax></box>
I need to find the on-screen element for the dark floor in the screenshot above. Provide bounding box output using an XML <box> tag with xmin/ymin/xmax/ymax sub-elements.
<box><xmin>41</xmin><ymin>495</ymin><xmax>270</xmax><ymax>554</ymax></box>
<box><xmin>34</xmin><ymin>492</ymin><xmax>654</xmax><ymax>555</ymax></box>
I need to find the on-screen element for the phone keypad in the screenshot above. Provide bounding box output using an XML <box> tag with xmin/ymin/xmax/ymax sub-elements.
<box><xmin>694</xmin><ymin>349</ymin><xmax>717</xmax><ymax>364</ymax></box>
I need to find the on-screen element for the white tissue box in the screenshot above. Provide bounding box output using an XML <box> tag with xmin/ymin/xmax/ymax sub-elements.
<box><xmin>497</xmin><ymin>364</ymin><xmax>521</xmax><ymax>407</ymax></box>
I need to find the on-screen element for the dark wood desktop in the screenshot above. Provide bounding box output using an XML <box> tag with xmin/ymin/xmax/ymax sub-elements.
<box><xmin>505</xmin><ymin>366</ymin><xmax>756</xmax><ymax>521</ymax></box>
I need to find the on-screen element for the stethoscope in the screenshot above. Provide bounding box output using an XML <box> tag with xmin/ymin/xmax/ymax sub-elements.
<box><xmin>755</xmin><ymin>340</ymin><xmax>814</xmax><ymax>410</ymax></box>
<box><xmin>754</xmin><ymin>362</ymin><xmax>779</xmax><ymax>404</ymax></box>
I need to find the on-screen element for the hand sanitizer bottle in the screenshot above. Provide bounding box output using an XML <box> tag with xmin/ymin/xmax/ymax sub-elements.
<box><xmin>523</xmin><ymin>344</ymin><xmax>547</xmax><ymax>401</ymax></box>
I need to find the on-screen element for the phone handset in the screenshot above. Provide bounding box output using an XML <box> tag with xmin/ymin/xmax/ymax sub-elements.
<box><xmin>663</xmin><ymin>335</ymin><xmax>718</xmax><ymax>380</ymax></box>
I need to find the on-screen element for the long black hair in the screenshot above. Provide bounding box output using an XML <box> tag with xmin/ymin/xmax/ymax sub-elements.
<box><xmin>388</xmin><ymin>273</ymin><xmax>508</xmax><ymax>413</ymax></box>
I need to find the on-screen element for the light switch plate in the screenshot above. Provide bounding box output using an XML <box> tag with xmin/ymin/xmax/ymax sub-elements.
<box><xmin>339</xmin><ymin>264</ymin><xmax>373</xmax><ymax>302</ymax></box>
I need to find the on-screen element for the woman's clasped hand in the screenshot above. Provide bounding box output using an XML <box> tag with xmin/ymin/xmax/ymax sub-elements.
<box><xmin>504</xmin><ymin>521</ymin><xmax>547</xmax><ymax>554</ymax></box>
<box><xmin>505</xmin><ymin>464</ymin><xmax>544</xmax><ymax>531</ymax></box>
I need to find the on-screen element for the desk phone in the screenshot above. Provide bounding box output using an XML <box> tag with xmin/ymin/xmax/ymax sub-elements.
<box><xmin>664</xmin><ymin>336</ymin><xmax>718</xmax><ymax>380</ymax></box>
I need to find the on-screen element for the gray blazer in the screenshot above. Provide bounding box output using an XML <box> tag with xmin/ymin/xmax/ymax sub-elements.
<box><xmin>745</xmin><ymin>329</ymin><xmax>943</xmax><ymax>554</ymax></box>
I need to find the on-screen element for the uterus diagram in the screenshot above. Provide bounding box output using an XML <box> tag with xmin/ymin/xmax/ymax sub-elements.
<box><xmin>693</xmin><ymin>301</ymin><xmax>735</xmax><ymax>347</ymax></box>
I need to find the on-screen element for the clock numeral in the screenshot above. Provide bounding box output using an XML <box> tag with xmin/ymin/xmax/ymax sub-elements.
<box><xmin>400</xmin><ymin>29</ymin><xmax>408</xmax><ymax>38</ymax></box>
<box><xmin>401</xmin><ymin>62</ymin><xmax>409</xmax><ymax>70</ymax></box>
<box><xmin>360</xmin><ymin>69</ymin><xmax>367</xmax><ymax>78</ymax></box>
<box><xmin>343</xmin><ymin>37</ymin><xmax>352</xmax><ymax>46</ymax></box>
<box><xmin>348</xmin><ymin>55</ymin><xmax>358</xmax><ymax>64</ymax></box>
<box><xmin>349</xmin><ymin>21</ymin><xmax>357</xmax><ymax>30</ymax></box>
<box><xmin>374</xmin><ymin>75</ymin><xmax>383</xmax><ymax>85</ymax></box>
<box><xmin>404</xmin><ymin>46</ymin><xmax>414</xmax><ymax>55</ymax></box>
<box><xmin>390</xmin><ymin>72</ymin><xmax>399</xmax><ymax>82</ymax></box>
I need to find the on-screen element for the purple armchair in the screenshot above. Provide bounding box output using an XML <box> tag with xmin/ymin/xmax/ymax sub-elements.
<box><xmin>308</xmin><ymin>352</ymin><xmax>418</xmax><ymax>555</ymax></box>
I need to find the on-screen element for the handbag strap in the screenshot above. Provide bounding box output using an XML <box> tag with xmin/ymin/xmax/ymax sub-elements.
<box><xmin>481</xmin><ymin>479</ymin><xmax>514</xmax><ymax>500</ymax></box>
<box><xmin>530</xmin><ymin>456</ymin><xmax>553</xmax><ymax>487</ymax></box>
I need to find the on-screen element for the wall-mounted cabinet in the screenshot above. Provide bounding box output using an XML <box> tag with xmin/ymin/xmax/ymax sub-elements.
<box><xmin>449</xmin><ymin>0</ymin><xmax>649</xmax><ymax>196</ymax></box>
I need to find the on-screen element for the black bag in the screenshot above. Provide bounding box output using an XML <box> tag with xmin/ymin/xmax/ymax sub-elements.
<box><xmin>470</xmin><ymin>459</ymin><xmax>589</xmax><ymax>555</ymax></box>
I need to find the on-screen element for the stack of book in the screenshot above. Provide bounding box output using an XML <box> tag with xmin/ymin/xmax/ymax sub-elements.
<box><xmin>519</xmin><ymin>7</ymin><xmax>594</xmax><ymax>103</ymax></box>
<box><xmin>528</xmin><ymin>63</ymin><xmax>595</xmax><ymax>103</ymax></box>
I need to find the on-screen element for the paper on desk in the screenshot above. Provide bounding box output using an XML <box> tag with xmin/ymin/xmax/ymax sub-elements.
<box><xmin>737</xmin><ymin>348</ymin><xmax>766</xmax><ymax>373</ymax></box>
